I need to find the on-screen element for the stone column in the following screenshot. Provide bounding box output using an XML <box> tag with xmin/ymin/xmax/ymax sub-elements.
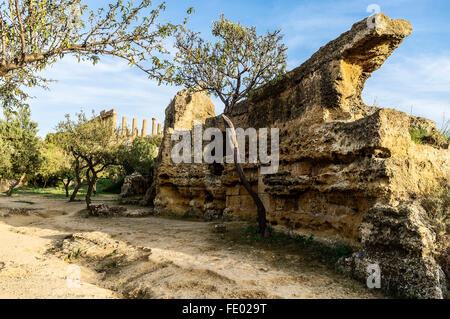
<box><xmin>157</xmin><ymin>123</ymin><xmax>162</xmax><ymax>135</ymax></box>
<box><xmin>152</xmin><ymin>118</ymin><xmax>157</xmax><ymax>136</ymax></box>
<box><xmin>111</xmin><ymin>109</ymin><xmax>117</xmax><ymax>129</ymax></box>
<box><xmin>132</xmin><ymin>118</ymin><xmax>137</xmax><ymax>138</ymax></box>
<box><xmin>121</xmin><ymin>117</ymin><xmax>127</xmax><ymax>136</ymax></box>
<box><xmin>142</xmin><ymin>119</ymin><xmax>148</xmax><ymax>137</ymax></box>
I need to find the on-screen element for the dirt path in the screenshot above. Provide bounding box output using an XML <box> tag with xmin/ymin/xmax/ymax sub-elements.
<box><xmin>0</xmin><ymin>194</ymin><xmax>383</xmax><ymax>299</ymax></box>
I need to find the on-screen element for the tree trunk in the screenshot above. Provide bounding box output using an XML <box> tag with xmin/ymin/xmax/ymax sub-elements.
<box><xmin>222</xmin><ymin>115</ymin><xmax>269</xmax><ymax>237</ymax></box>
<box><xmin>6</xmin><ymin>173</ymin><xmax>26</xmax><ymax>197</ymax></box>
<box><xmin>63</xmin><ymin>179</ymin><xmax>71</xmax><ymax>198</ymax></box>
<box><xmin>69</xmin><ymin>158</ymin><xmax>82</xmax><ymax>202</ymax></box>
<box><xmin>69</xmin><ymin>181</ymin><xmax>81</xmax><ymax>202</ymax></box>
<box><xmin>85</xmin><ymin>169</ymin><xmax>97</xmax><ymax>209</ymax></box>
<box><xmin>85</xmin><ymin>181</ymin><xmax>94</xmax><ymax>208</ymax></box>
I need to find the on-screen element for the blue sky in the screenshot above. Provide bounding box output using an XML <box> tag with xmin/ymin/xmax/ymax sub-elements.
<box><xmin>27</xmin><ymin>0</ymin><xmax>450</xmax><ymax>137</ymax></box>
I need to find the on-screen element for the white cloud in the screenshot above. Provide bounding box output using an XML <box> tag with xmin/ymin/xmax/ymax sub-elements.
<box><xmin>363</xmin><ymin>53</ymin><xmax>450</xmax><ymax>125</ymax></box>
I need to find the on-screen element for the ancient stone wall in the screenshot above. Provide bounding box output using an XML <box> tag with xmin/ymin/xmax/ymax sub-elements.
<box><xmin>149</xmin><ymin>14</ymin><xmax>449</xmax><ymax>298</ymax></box>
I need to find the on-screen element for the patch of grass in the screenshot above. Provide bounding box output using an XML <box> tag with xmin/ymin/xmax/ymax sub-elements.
<box><xmin>409</xmin><ymin>126</ymin><xmax>449</xmax><ymax>147</ymax></box>
<box><xmin>409</xmin><ymin>127</ymin><xmax>430</xmax><ymax>145</ymax></box>
<box><xmin>65</xmin><ymin>247</ymin><xmax>83</xmax><ymax>261</ymax></box>
<box><xmin>15</xmin><ymin>178</ymin><xmax>121</xmax><ymax>199</ymax></box>
<box><xmin>15</xmin><ymin>184</ymin><xmax>86</xmax><ymax>199</ymax></box>
<box><xmin>243</xmin><ymin>225</ymin><xmax>353</xmax><ymax>267</ymax></box>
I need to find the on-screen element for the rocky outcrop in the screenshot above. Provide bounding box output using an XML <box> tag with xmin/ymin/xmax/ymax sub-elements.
<box><xmin>120</xmin><ymin>172</ymin><xmax>152</xmax><ymax>198</ymax></box>
<box><xmin>141</xmin><ymin>89</ymin><xmax>216</xmax><ymax>215</ymax></box>
<box><xmin>337</xmin><ymin>202</ymin><xmax>448</xmax><ymax>298</ymax></box>
<box><xmin>148</xmin><ymin>14</ymin><xmax>449</xmax><ymax>297</ymax></box>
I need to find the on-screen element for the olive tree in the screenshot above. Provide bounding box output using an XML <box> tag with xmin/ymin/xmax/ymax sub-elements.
<box><xmin>175</xmin><ymin>15</ymin><xmax>287</xmax><ymax>113</ymax></box>
<box><xmin>120</xmin><ymin>135</ymin><xmax>161</xmax><ymax>176</ymax></box>
<box><xmin>57</xmin><ymin>110</ymin><xmax>128</xmax><ymax>208</ymax></box>
<box><xmin>38</xmin><ymin>141</ymin><xmax>74</xmax><ymax>196</ymax></box>
<box><xmin>45</xmin><ymin>131</ymin><xmax>86</xmax><ymax>201</ymax></box>
<box><xmin>0</xmin><ymin>0</ymin><xmax>192</xmax><ymax>107</ymax></box>
<box><xmin>0</xmin><ymin>105</ymin><xmax>42</xmax><ymax>196</ymax></box>
<box><xmin>174</xmin><ymin>15</ymin><xmax>287</xmax><ymax>237</ymax></box>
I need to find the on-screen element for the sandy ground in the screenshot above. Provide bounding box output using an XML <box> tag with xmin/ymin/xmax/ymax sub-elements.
<box><xmin>0</xmin><ymin>194</ymin><xmax>384</xmax><ymax>299</ymax></box>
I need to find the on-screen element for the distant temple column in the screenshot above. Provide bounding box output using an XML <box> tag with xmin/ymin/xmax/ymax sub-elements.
<box><xmin>132</xmin><ymin>118</ymin><xmax>137</xmax><ymax>137</ymax></box>
<box><xmin>121</xmin><ymin>117</ymin><xmax>127</xmax><ymax>136</ymax></box>
<box><xmin>142</xmin><ymin>119</ymin><xmax>148</xmax><ymax>137</ymax></box>
<box><xmin>157</xmin><ymin>123</ymin><xmax>162</xmax><ymax>135</ymax></box>
<box><xmin>111</xmin><ymin>109</ymin><xmax>117</xmax><ymax>129</ymax></box>
<box><xmin>152</xmin><ymin>118</ymin><xmax>157</xmax><ymax>136</ymax></box>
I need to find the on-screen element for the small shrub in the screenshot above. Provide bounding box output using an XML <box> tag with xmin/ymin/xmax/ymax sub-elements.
<box><xmin>409</xmin><ymin>127</ymin><xmax>430</xmax><ymax>145</ymax></box>
<box><xmin>98</xmin><ymin>178</ymin><xmax>124</xmax><ymax>194</ymax></box>
<box><xmin>409</xmin><ymin>126</ymin><xmax>449</xmax><ymax>148</ymax></box>
<box><xmin>66</xmin><ymin>247</ymin><xmax>83</xmax><ymax>261</ymax></box>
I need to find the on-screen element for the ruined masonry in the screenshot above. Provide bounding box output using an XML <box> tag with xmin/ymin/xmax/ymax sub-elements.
<box><xmin>98</xmin><ymin>109</ymin><xmax>163</xmax><ymax>137</ymax></box>
<box><xmin>146</xmin><ymin>14</ymin><xmax>449</xmax><ymax>298</ymax></box>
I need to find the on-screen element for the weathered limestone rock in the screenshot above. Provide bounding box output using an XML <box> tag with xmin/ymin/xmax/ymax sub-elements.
<box><xmin>147</xmin><ymin>14</ymin><xmax>449</xmax><ymax>297</ymax></box>
<box><xmin>337</xmin><ymin>202</ymin><xmax>448</xmax><ymax>298</ymax></box>
<box><xmin>87</xmin><ymin>204</ymin><xmax>151</xmax><ymax>217</ymax></box>
<box><xmin>141</xmin><ymin>89</ymin><xmax>216</xmax><ymax>217</ymax></box>
<box><xmin>120</xmin><ymin>172</ymin><xmax>152</xmax><ymax>198</ymax></box>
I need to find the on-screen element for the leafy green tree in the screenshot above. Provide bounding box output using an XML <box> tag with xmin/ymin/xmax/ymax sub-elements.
<box><xmin>174</xmin><ymin>15</ymin><xmax>287</xmax><ymax>237</ymax></box>
<box><xmin>121</xmin><ymin>135</ymin><xmax>161</xmax><ymax>176</ymax></box>
<box><xmin>0</xmin><ymin>0</ymin><xmax>193</xmax><ymax>108</ymax></box>
<box><xmin>45</xmin><ymin>131</ymin><xmax>86</xmax><ymax>201</ymax></box>
<box><xmin>38</xmin><ymin>142</ymin><xmax>74</xmax><ymax>196</ymax></box>
<box><xmin>175</xmin><ymin>14</ymin><xmax>287</xmax><ymax>113</ymax></box>
<box><xmin>57</xmin><ymin>110</ymin><xmax>128</xmax><ymax>207</ymax></box>
<box><xmin>0</xmin><ymin>105</ymin><xmax>42</xmax><ymax>196</ymax></box>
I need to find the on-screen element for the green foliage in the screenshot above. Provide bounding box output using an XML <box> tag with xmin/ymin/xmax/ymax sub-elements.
<box><xmin>409</xmin><ymin>123</ymin><xmax>449</xmax><ymax>147</ymax></box>
<box><xmin>56</xmin><ymin>110</ymin><xmax>129</xmax><ymax>205</ymax></box>
<box><xmin>57</xmin><ymin>111</ymin><xmax>128</xmax><ymax>176</ymax></box>
<box><xmin>15</xmin><ymin>178</ymin><xmax>120</xmax><ymax>198</ymax></box>
<box><xmin>175</xmin><ymin>14</ymin><xmax>287</xmax><ymax>112</ymax></box>
<box><xmin>0</xmin><ymin>1</ymin><xmax>192</xmax><ymax>109</ymax></box>
<box><xmin>0</xmin><ymin>105</ymin><xmax>42</xmax><ymax>181</ymax></box>
<box><xmin>409</xmin><ymin>126</ymin><xmax>431</xmax><ymax>145</ymax></box>
<box><xmin>36</xmin><ymin>142</ymin><xmax>73</xmax><ymax>187</ymax></box>
<box><xmin>66</xmin><ymin>247</ymin><xmax>83</xmax><ymax>261</ymax></box>
<box><xmin>120</xmin><ymin>136</ymin><xmax>161</xmax><ymax>176</ymax></box>
<box><xmin>96</xmin><ymin>178</ymin><xmax>123</xmax><ymax>194</ymax></box>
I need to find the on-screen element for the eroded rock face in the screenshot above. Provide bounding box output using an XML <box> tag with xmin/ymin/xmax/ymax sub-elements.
<box><xmin>148</xmin><ymin>14</ymin><xmax>449</xmax><ymax>297</ymax></box>
<box><xmin>120</xmin><ymin>172</ymin><xmax>152</xmax><ymax>199</ymax></box>
<box><xmin>141</xmin><ymin>89</ymin><xmax>216</xmax><ymax>216</ymax></box>
<box><xmin>337</xmin><ymin>202</ymin><xmax>448</xmax><ymax>298</ymax></box>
